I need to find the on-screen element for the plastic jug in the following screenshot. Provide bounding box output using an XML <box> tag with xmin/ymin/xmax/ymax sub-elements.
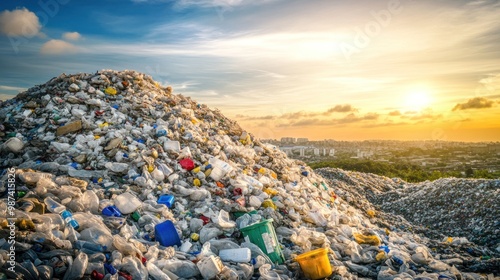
<box><xmin>155</xmin><ymin>220</ymin><xmax>181</xmax><ymax>247</ymax></box>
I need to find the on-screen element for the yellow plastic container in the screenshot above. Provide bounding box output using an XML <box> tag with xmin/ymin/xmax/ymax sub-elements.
<box><xmin>295</xmin><ymin>248</ymin><xmax>332</xmax><ymax>279</ymax></box>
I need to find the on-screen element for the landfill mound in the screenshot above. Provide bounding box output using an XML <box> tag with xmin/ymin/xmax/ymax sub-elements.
<box><xmin>315</xmin><ymin>168</ymin><xmax>420</xmax><ymax>231</ymax></box>
<box><xmin>317</xmin><ymin>168</ymin><xmax>500</xmax><ymax>250</ymax></box>
<box><xmin>1</xmin><ymin>70</ymin><xmax>499</xmax><ymax>279</ymax></box>
<box><xmin>375</xmin><ymin>178</ymin><xmax>500</xmax><ymax>248</ymax></box>
<box><xmin>317</xmin><ymin>168</ymin><xmax>500</xmax><ymax>271</ymax></box>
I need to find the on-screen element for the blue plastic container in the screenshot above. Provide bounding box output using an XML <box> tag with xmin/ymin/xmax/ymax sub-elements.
<box><xmin>157</xmin><ymin>195</ymin><xmax>175</xmax><ymax>208</ymax></box>
<box><xmin>155</xmin><ymin>220</ymin><xmax>181</xmax><ymax>247</ymax></box>
<box><xmin>102</xmin><ymin>206</ymin><xmax>123</xmax><ymax>217</ymax></box>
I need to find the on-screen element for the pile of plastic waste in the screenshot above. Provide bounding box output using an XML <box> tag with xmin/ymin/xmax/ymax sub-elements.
<box><xmin>0</xmin><ymin>70</ymin><xmax>498</xmax><ymax>279</ymax></box>
<box><xmin>317</xmin><ymin>168</ymin><xmax>500</xmax><ymax>249</ymax></box>
<box><xmin>374</xmin><ymin>178</ymin><xmax>500</xmax><ymax>248</ymax></box>
<box><xmin>317</xmin><ymin>168</ymin><xmax>500</xmax><ymax>275</ymax></box>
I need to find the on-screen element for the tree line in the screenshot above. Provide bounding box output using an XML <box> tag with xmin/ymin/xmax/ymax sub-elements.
<box><xmin>308</xmin><ymin>159</ymin><xmax>500</xmax><ymax>183</ymax></box>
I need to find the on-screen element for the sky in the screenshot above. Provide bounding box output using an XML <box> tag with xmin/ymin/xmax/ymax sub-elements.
<box><xmin>0</xmin><ymin>0</ymin><xmax>499</xmax><ymax>142</ymax></box>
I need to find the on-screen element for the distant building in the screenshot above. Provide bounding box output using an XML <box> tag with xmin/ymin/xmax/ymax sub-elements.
<box><xmin>279</xmin><ymin>147</ymin><xmax>293</xmax><ymax>156</ymax></box>
<box><xmin>296</xmin><ymin>138</ymin><xmax>309</xmax><ymax>144</ymax></box>
<box><xmin>329</xmin><ymin>149</ymin><xmax>335</xmax><ymax>157</ymax></box>
<box><xmin>280</xmin><ymin>137</ymin><xmax>296</xmax><ymax>144</ymax></box>
<box><xmin>314</xmin><ymin>148</ymin><xmax>320</xmax><ymax>156</ymax></box>
<box><xmin>356</xmin><ymin>149</ymin><xmax>373</xmax><ymax>159</ymax></box>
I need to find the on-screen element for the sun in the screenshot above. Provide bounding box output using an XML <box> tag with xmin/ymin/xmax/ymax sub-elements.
<box><xmin>405</xmin><ymin>89</ymin><xmax>431</xmax><ymax>110</ymax></box>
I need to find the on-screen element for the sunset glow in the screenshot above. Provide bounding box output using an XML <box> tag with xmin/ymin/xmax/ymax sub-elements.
<box><xmin>405</xmin><ymin>88</ymin><xmax>432</xmax><ymax>111</ymax></box>
<box><xmin>0</xmin><ymin>0</ymin><xmax>499</xmax><ymax>141</ymax></box>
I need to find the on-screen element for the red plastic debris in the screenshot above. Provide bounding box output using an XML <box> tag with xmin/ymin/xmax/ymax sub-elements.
<box><xmin>91</xmin><ymin>270</ymin><xmax>105</xmax><ymax>280</ymax></box>
<box><xmin>179</xmin><ymin>158</ymin><xmax>195</xmax><ymax>171</ymax></box>
<box><xmin>118</xmin><ymin>271</ymin><xmax>133</xmax><ymax>280</ymax></box>
<box><xmin>200</xmin><ymin>215</ymin><xmax>210</xmax><ymax>225</ymax></box>
<box><xmin>233</xmin><ymin>188</ymin><xmax>242</xmax><ymax>196</ymax></box>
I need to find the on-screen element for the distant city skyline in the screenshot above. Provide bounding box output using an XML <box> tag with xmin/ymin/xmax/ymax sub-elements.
<box><xmin>265</xmin><ymin>137</ymin><xmax>500</xmax><ymax>144</ymax></box>
<box><xmin>1</xmin><ymin>0</ymin><xmax>499</xmax><ymax>141</ymax></box>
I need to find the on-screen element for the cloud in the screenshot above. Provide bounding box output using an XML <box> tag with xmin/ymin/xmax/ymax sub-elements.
<box><xmin>275</xmin><ymin>112</ymin><xmax>380</xmax><ymax>127</ymax></box>
<box><xmin>388</xmin><ymin>110</ymin><xmax>401</xmax><ymax>116</ymax></box>
<box><xmin>0</xmin><ymin>8</ymin><xmax>41</xmax><ymax>37</ymax></box>
<box><xmin>362</xmin><ymin>121</ymin><xmax>409</xmax><ymax>128</ymax></box>
<box><xmin>40</xmin><ymin>40</ymin><xmax>78</xmax><ymax>55</ymax></box>
<box><xmin>325</xmin><ymin>104</ymin><xmax>357</xmax><ymax>114</ymax></box>
<box><xmin>62</xmin><ymin>32</ymin><xmax>82</xmax><ymax>41</ymax></box>
<box><xmin>0</xmin><ymin>85</ymin><xmax>27</xmax><ymax>91</ymax></box>
<box><xmin>235</xmin><ymin>104</ymin><xmax>368</xmax><ymax>123</ymax></box>
<box><xmin>479</xmin><ymin>73</ymin><xmax>500</xmax><ymax>92</ymax></box>
<box><xmin>404</xmin><ymin>111</ymin><xmax>418</xmax><ymax>115</ymax></box>
<box><xmin>235</xmin><ymin>114</ymin><xmax>275</xmax><ymax>120</ymax></box>
<box><xmin>409</xmin><ymin>112</ymin><xmax>442</xmax><ymax>121</ymax></box>
<box><xmin>337</xmin><ymin>112</ymin><xmax>379</xmax><ymax>124</ymax></box>
<box><xmin>452</xmin><ymin>97</ymin><xmax>495</xmax><ymax>111</ymax></box>
<box><xmin>0</xmin><ymin>93</ymin><xmax>17</xmax><ymax>101</ymax></box>
<box><xmin>399</xmin><ymin>109</ymin><xmax>442</xmax><ymax>121</ymax></box>
<box><xmin>131</xmin><ymin>0</ymin><xmax>276</xmax><ymax>8</ymax></box>
<box><xmin>282</xmin><ymin>111</ymin><xmax>319</xmax><ymax>119</ymax></box>
<box><xmin>236</xmin><ymin>104</ymin><xmax>359</xmax><ymax>121</ymax></box>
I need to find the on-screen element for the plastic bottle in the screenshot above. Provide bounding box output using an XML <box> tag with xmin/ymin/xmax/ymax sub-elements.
<box><xmin>241</xmin><ymin>242</ymin><xmax>273</xmax><ymax>266</ymax></box>
<box><xmin>85</xmin><ymin>261</ymin><xmax>105</xmax><ymax>276</ymax></box>
<box><xmin>45</xmin><ymin>197</ymin><xmax>80</xmax><ymax>230</ymax></box>
<box><xmin>120</xmin><ymin>256</ymin><xmax>148</xmax><ymax>280</ymax></box>
<box><xmin>146</xmin><ymin>261</ymin><xmax>172</xmax><ymax>280</ymax></box>
<box><xmin>104</xmin><ymin>263</ymin><xmax>117</xmax><ymax>275</ymax></box>
<box><xmin>90</xmin><ymin>270</ymin><xmax>105</xmax><ymax>280</ymax></box>
<box><xmin>61</xmin><ymin>210</ymin><xmax>80</xmax><ymax>230</ymax></box>
<box><xmin>75</xmin><ymin>240</ymin><xmax>106</xmax><ymax>252</ymax></box>
<box><xmin>82</xmin><ymin>190</ymin><xmax>100</xmax><ymax>214</ymax></box>
<box><xmin>44</xmin><ymin>197</ymin><xmax>65</xmax><ymax>214</ymax></box>
<box><xmin>62</xmin><ymin>251</ymin><xmax>88</xmax><ymax>280</ymax></box>
<box><xmin>219</xmin><ymin>248</ymin><xmax>251</xmax><ymax>263</ymax></box>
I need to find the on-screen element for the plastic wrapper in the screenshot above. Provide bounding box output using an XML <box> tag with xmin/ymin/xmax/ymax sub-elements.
<box><xmin>353</xmin><ymin>232</ymin><xmax>382</xmax><ymax>246</ymax></box>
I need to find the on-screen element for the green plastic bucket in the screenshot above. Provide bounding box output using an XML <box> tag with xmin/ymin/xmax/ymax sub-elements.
<box><xmin>239</xmin><ymin>219</ymin><xmax>285</xmax><ymax>264</ymax></box>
